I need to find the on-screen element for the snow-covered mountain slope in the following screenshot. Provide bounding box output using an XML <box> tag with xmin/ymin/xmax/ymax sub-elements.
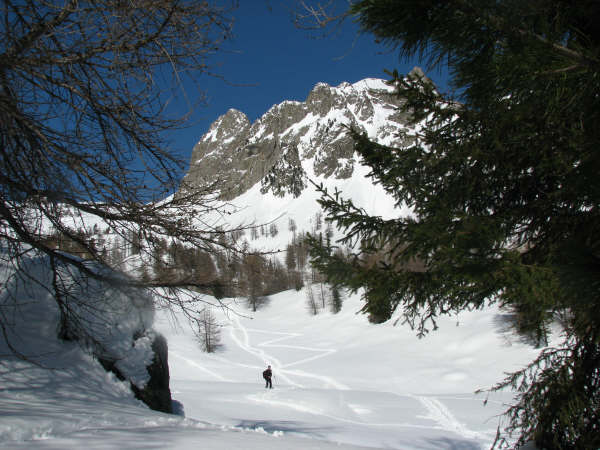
<box><xmin>205</xmin><ymin>159</ymin><xmax>408</xmax><ymax>255</ymax></box>
<box><xmin>1</xmin><ymin>269</ymin><xmax>542</xmax><ymax>449</ymax></box>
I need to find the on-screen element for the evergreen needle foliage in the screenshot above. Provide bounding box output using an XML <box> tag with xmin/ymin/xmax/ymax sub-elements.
<box><xmin>309</xmin><ymin>0</ymin><xmax>600</xmax><ymax>447</ymax></box>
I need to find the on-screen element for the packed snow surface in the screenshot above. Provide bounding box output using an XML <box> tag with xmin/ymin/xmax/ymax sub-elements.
<box><xmin>1</xmin><ymin>255</ymin><xmax>541</xmax><ymax>450</ymax></box>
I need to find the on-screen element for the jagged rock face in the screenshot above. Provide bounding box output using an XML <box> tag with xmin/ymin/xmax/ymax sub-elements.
<box><xmin>181</xmin><ymin>69</ymin><xmax>425</xmax><ymax>200</ymax></box>
<box><xmin>131</xmin><ymin>334</ymin><xmax>172</xmax><ymax>414</ymax></box>
<box><xmin>99</xmin><ymin>333</ymin><xmax>172</xmax><ymax>414</ymax></box>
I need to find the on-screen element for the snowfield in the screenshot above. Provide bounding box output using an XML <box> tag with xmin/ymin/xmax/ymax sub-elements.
<box><xmin>0</xmin><ymin>72</ymin><xmax>551</xmax><ymax>449</ymax></box>
<box><xmin>1</xmin><ymin>253</ymin><xmax>543</xmax><ymax>450</ymax></box>
<box><xmin>155</xmin><ymin>290</ymin><xmax>540</xmax><ymax>449</ymax></box>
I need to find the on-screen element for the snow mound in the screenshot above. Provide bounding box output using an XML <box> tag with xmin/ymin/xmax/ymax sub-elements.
<box><xmin>0</xmin><ymin>249</ymin><xmax>155</xmax><ymax>388</ymax></box>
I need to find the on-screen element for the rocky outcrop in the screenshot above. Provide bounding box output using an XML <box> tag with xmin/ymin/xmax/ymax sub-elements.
<box><xmin>180</xmin><ymin>68</ymin><xmax>429</xmax><ymax>200</ymax></box>
<box><xmin>131</xmin><ymin>334</ymin><xmax>172</xmax><ymax>414</ymax></box>
<box><xmin>99</xmin><ymin>333</ymin><xmax>172</xmax><ymax>414</ymax></box>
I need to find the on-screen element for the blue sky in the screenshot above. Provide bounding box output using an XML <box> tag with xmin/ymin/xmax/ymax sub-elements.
<box><xmin>168</xmin><ymin>2</ymin><xmax>449</xmax><ymax>169</ymax></box>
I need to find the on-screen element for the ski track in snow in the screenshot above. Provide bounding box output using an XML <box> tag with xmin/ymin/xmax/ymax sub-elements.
<box><xmin>227</xmin><ymin>315</ymin><xmax>491</xmax><ymax>446</ymax></box>
<box><xmin>247</xmin><ymin>389</ymin><xmax>440</xmax><ymax>429</ymax></box>
<box><xmin>228</xmin><ymin>315</ymin><xmax>301</xmax><ymax>387</ymax></box>
<box><xmin>228</xmin><ymin>316</ymin><xmax>348</xmax><ymax>390</ymax></box>
<box><xmin>251</xmin><ymin>329</ymin><xmax>338</xmax><ymax>368</ymax></box>
<box><xmin>170</xmin><ymin>351</ymin><xmax>231</xmax><ymax>382</ymax></box>
<box><xmin>412</xmin><ymin>394</ymin><xmax>488</xmax><ymax>443</ymax></box>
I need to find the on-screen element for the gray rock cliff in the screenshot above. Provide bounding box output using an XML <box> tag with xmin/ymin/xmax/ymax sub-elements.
<box><xmin>180</xmin><ymin>69</ymin><xmax>426</xmax><ymax>200</ymax></box>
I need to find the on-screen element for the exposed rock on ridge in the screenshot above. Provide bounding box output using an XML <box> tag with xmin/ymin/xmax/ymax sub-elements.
<box><xmin>180</xmin><ymin>68</ymin><xmax>425</xmax><ymax>200</ymax></box>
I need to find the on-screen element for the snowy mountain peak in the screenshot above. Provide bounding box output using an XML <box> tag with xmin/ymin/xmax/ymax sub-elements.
<box><xmin>200</xmin><ymin>108</ymin><xmax>250</xmax><ymax>148</ymax></box>
<box><xmin>180</xmin><ymin>70</ymin><xmax>423</xmax><ymax>200</ymax></box>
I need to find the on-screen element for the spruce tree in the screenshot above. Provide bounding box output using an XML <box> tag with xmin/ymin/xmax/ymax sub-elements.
<box><xmin>330</xmin><ymin>285</ymin><xmax>343</xmax><ymax>314</ymax></box>
<box><xmin>309</xmin><ymin>0</ymin><xmax>600</xmax><ymax>447</ymax></box>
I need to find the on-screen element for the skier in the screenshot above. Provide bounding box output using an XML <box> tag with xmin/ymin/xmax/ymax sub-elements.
<box><xmin>262</xmin><ymin>365</ymin><xmax>273</xmax><ymax>389</ymax></box>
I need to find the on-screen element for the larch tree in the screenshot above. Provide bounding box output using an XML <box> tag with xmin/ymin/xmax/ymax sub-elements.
<box><xmin>0</xmin><ymin>1</ymin><xmax>241</xmax><ymax>355</ymax></box>
<box><xmin>196</xmin><ymin>307</ymin><xmax>221</xmax><ymax>353</ymax></box>
<box><xmin>243</xmin><ymin>253</ymin><xmax>268</xmax><ymax>312</ymax></box>
<box><xmin>307</xmin><ymin>0</ymin><xmax>600</xmax><ymax>447</ymax></box>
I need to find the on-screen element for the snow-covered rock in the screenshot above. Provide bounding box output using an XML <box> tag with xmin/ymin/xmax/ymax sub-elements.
<box><xmin>0</xmin><ymin>249</ymin><xmax>172</xmax><ymax>413</ymax></box>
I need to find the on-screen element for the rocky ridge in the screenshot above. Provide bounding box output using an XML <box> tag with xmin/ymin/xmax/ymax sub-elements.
<box><xmin>180</xmin><ymin>67</ymin><xmax>427</xmax><ymax>200</ymax></box>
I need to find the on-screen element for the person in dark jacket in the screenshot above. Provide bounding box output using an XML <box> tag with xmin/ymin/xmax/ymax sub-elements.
<box><xmin>262</xmin><ymin>365</ymin><xmax>272</xmax><ymax>389</ymax></box>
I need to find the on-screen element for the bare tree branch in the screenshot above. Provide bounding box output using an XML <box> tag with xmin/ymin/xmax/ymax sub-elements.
<box><xmin>0</xmin><ymin>0</ymin><xmax>257</xmax><ymax>357</ymax></box>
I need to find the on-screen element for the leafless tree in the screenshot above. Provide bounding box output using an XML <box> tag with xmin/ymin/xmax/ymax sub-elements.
<box><xmin>291</xmin><ymin>1</ymin><xmax>350</xmax><ymax>31</ymax></box>
<box><xmin>196</xmin><ymin>307</ymin><xmax>222</xmax><ymax>353</ymax></box>
<box><xmin>0</xmin><ymin>0</ymin><xmax>245</xmax><ymax>356</ymax></box>
<box><xmin>305</xmin><ymin>279</ymin><xmax>320</xmax><ymax>315</ymax></box>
